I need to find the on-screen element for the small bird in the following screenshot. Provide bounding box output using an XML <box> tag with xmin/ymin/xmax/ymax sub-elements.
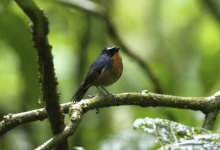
<box><xmin>72</xmin><ymin>45</ymin><xmax>123</xmax><ymax>102</ymax></box>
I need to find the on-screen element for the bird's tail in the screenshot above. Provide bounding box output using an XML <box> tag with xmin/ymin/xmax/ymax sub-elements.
<box><xmin>71</xmin><ymin>83</ymin><xmax>90</xmax><ymax>102</ymax></box>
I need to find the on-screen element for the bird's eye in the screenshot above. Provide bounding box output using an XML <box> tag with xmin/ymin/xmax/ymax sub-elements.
<box><xmin>107</xmin><ymin>51</ymin><xmax>114</xmax><ymax>56</ymax></box>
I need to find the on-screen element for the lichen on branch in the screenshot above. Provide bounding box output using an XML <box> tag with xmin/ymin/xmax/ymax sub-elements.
<box><xmin>1</xmin><ymin>90</ymin><xmax>220</xmax><ymax>149</ymax></box>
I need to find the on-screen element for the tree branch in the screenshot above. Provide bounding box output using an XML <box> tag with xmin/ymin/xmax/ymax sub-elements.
<box><xmin>0</xmin><ymin>90</ymin><xmax>219</xmax><ymax>148</ymax></box>
<box><xmin>10</xmin><ymin>1</ymin><xmax>220</xmax><ymax>149</ymax></box>
<box><xmin>202</xmin><ymin>91</ymin><xmax>220</xmax><ymax>129</ymax></box>
<box><xmin>36</xmin><ymin>105</ymin><xmax>83</xmax><ymax>150</ymax></box>
<box><xmin>0</xmin><ymin>103</ymin><xmax>71</xmax><ymax>136</ymax></box>
<box><xmin>1</xmin><ymin>90</ymin><xmax>217</xmax><ymax>149</ymax></box>
<box><xmin>57</xmin><ymin>0</ymin><xmax>162</xmax><ymax>93</ymax></box>
<box><xmin>36</xmin><ymin>90</ymin><xmax>220</xmax><ymax>149</ymax></box>
<box><xmin>202</xmin><ymin>110</ymin><xmax>219</xmax><ymax>130</ymax></box>
<box><xmin>1</xmin><ymin>91</ymin><xmax>220</xmax><ymax>138</ymax></box>
<box><xmin>14</xmin><ymin>0</ymin><xmax>68</xmax><ymax>149</ymax></box>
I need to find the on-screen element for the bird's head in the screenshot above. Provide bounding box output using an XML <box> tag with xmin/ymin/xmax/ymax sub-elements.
<box><xmin>102</xmin><ymin>45</ymin><xmax>120</xmax><ymax>56</ymax></box>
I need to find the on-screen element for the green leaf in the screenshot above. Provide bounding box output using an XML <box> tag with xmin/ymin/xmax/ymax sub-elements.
<box><xmin>133</xmin><ymin>117</ymin><xmax>220</xmax><ymax>149</ymax></box>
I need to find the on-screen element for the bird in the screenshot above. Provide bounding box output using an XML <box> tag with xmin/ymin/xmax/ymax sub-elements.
<box><xmin>71</xmin><ymin>45</ymin><xmax>123</xmax><ymax>102</ymax></box>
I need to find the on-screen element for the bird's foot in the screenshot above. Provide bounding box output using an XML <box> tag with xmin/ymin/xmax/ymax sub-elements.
<box><xmin>96</xmin><ymin>86</ymin><xmax>113</xmax><ymax>97</ymax></box>
<box><xmin>101</xmin><ymin>86</ymin><xmax>112</xmax><ymax>96</ymax></box>
<box><xmin>88</xmin><ymin>94</ymin><xmax>96</xmax><ymax>98</ymax></box>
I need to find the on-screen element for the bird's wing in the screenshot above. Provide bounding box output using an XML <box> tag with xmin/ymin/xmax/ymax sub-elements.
<box><xmin>83</xmin><ymin>55</ymin><xmax>113</xmax><ymax>85</ymax></box>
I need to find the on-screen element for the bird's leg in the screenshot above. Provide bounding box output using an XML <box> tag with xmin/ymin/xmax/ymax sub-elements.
<box><xmin>96</xmin><ymin>86</ymin><xmax>106</xmax><ymax>96</ymax></box>
<box><xmin>96</xmin><ymin>86</ymin><xmax>104</xmax><ymax>95</ymax></box>
<box><xmin>96</xmin><ymin>86</ymin><xmax>112</xmax><ymax>97</ymax></box>
<box><xmin>100</xmin><ymin>86</ymin><xmax>112</xmax><ymax>96</ymax></box>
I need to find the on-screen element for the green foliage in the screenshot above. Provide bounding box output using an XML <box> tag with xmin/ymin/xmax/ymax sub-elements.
<box><xmin>0</xmin><ymin>0</ymin><xmax>220</xmax><ymax>149</ymax></box>
<box><xmin>134</xmin><ymin>117</ymin><xmax>220</xmax><ymax>149</ymax></box>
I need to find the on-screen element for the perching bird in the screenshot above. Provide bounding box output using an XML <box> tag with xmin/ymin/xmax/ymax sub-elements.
<box><xmin>71</xmin><ymin>45</ymin><xmax>123</xmax><ymax>102</ymax></box>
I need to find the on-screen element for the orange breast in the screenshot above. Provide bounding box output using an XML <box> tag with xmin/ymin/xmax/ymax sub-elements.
<box><xmin>111</xmin><ymin>53</ymin><xmax>123</xmax><ymax>79</ymax></box>
<box><xmin>93</xmin><ymin>53</ymin><xmax>123</xmax><ymax>86</ymax></box>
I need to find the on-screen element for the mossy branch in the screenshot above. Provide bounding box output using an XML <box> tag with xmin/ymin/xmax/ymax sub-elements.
<box><xmin>0</xmin><ymin>103</ymin><xmax>71</xmax><ymax>136</ymax></box>
<box><xmin>36</xmin><ymin>90</ymin><xmax>220</xmax><ymax>149</ymax></box>
<box><xmin>0</xmin><ymin>91</ymin><xmax>220</xmax><ymax>148</ymax></box>
<box><xmin>14</xmin><ymin>0</ymin><xmax>68</xmax><ymax>149</ymax></box>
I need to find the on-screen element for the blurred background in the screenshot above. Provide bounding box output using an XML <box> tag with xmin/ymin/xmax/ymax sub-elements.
<box><xmin>0</xmin><ymin>0</ymin><xmax>220</xmax><ymax>149</ymax></box>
